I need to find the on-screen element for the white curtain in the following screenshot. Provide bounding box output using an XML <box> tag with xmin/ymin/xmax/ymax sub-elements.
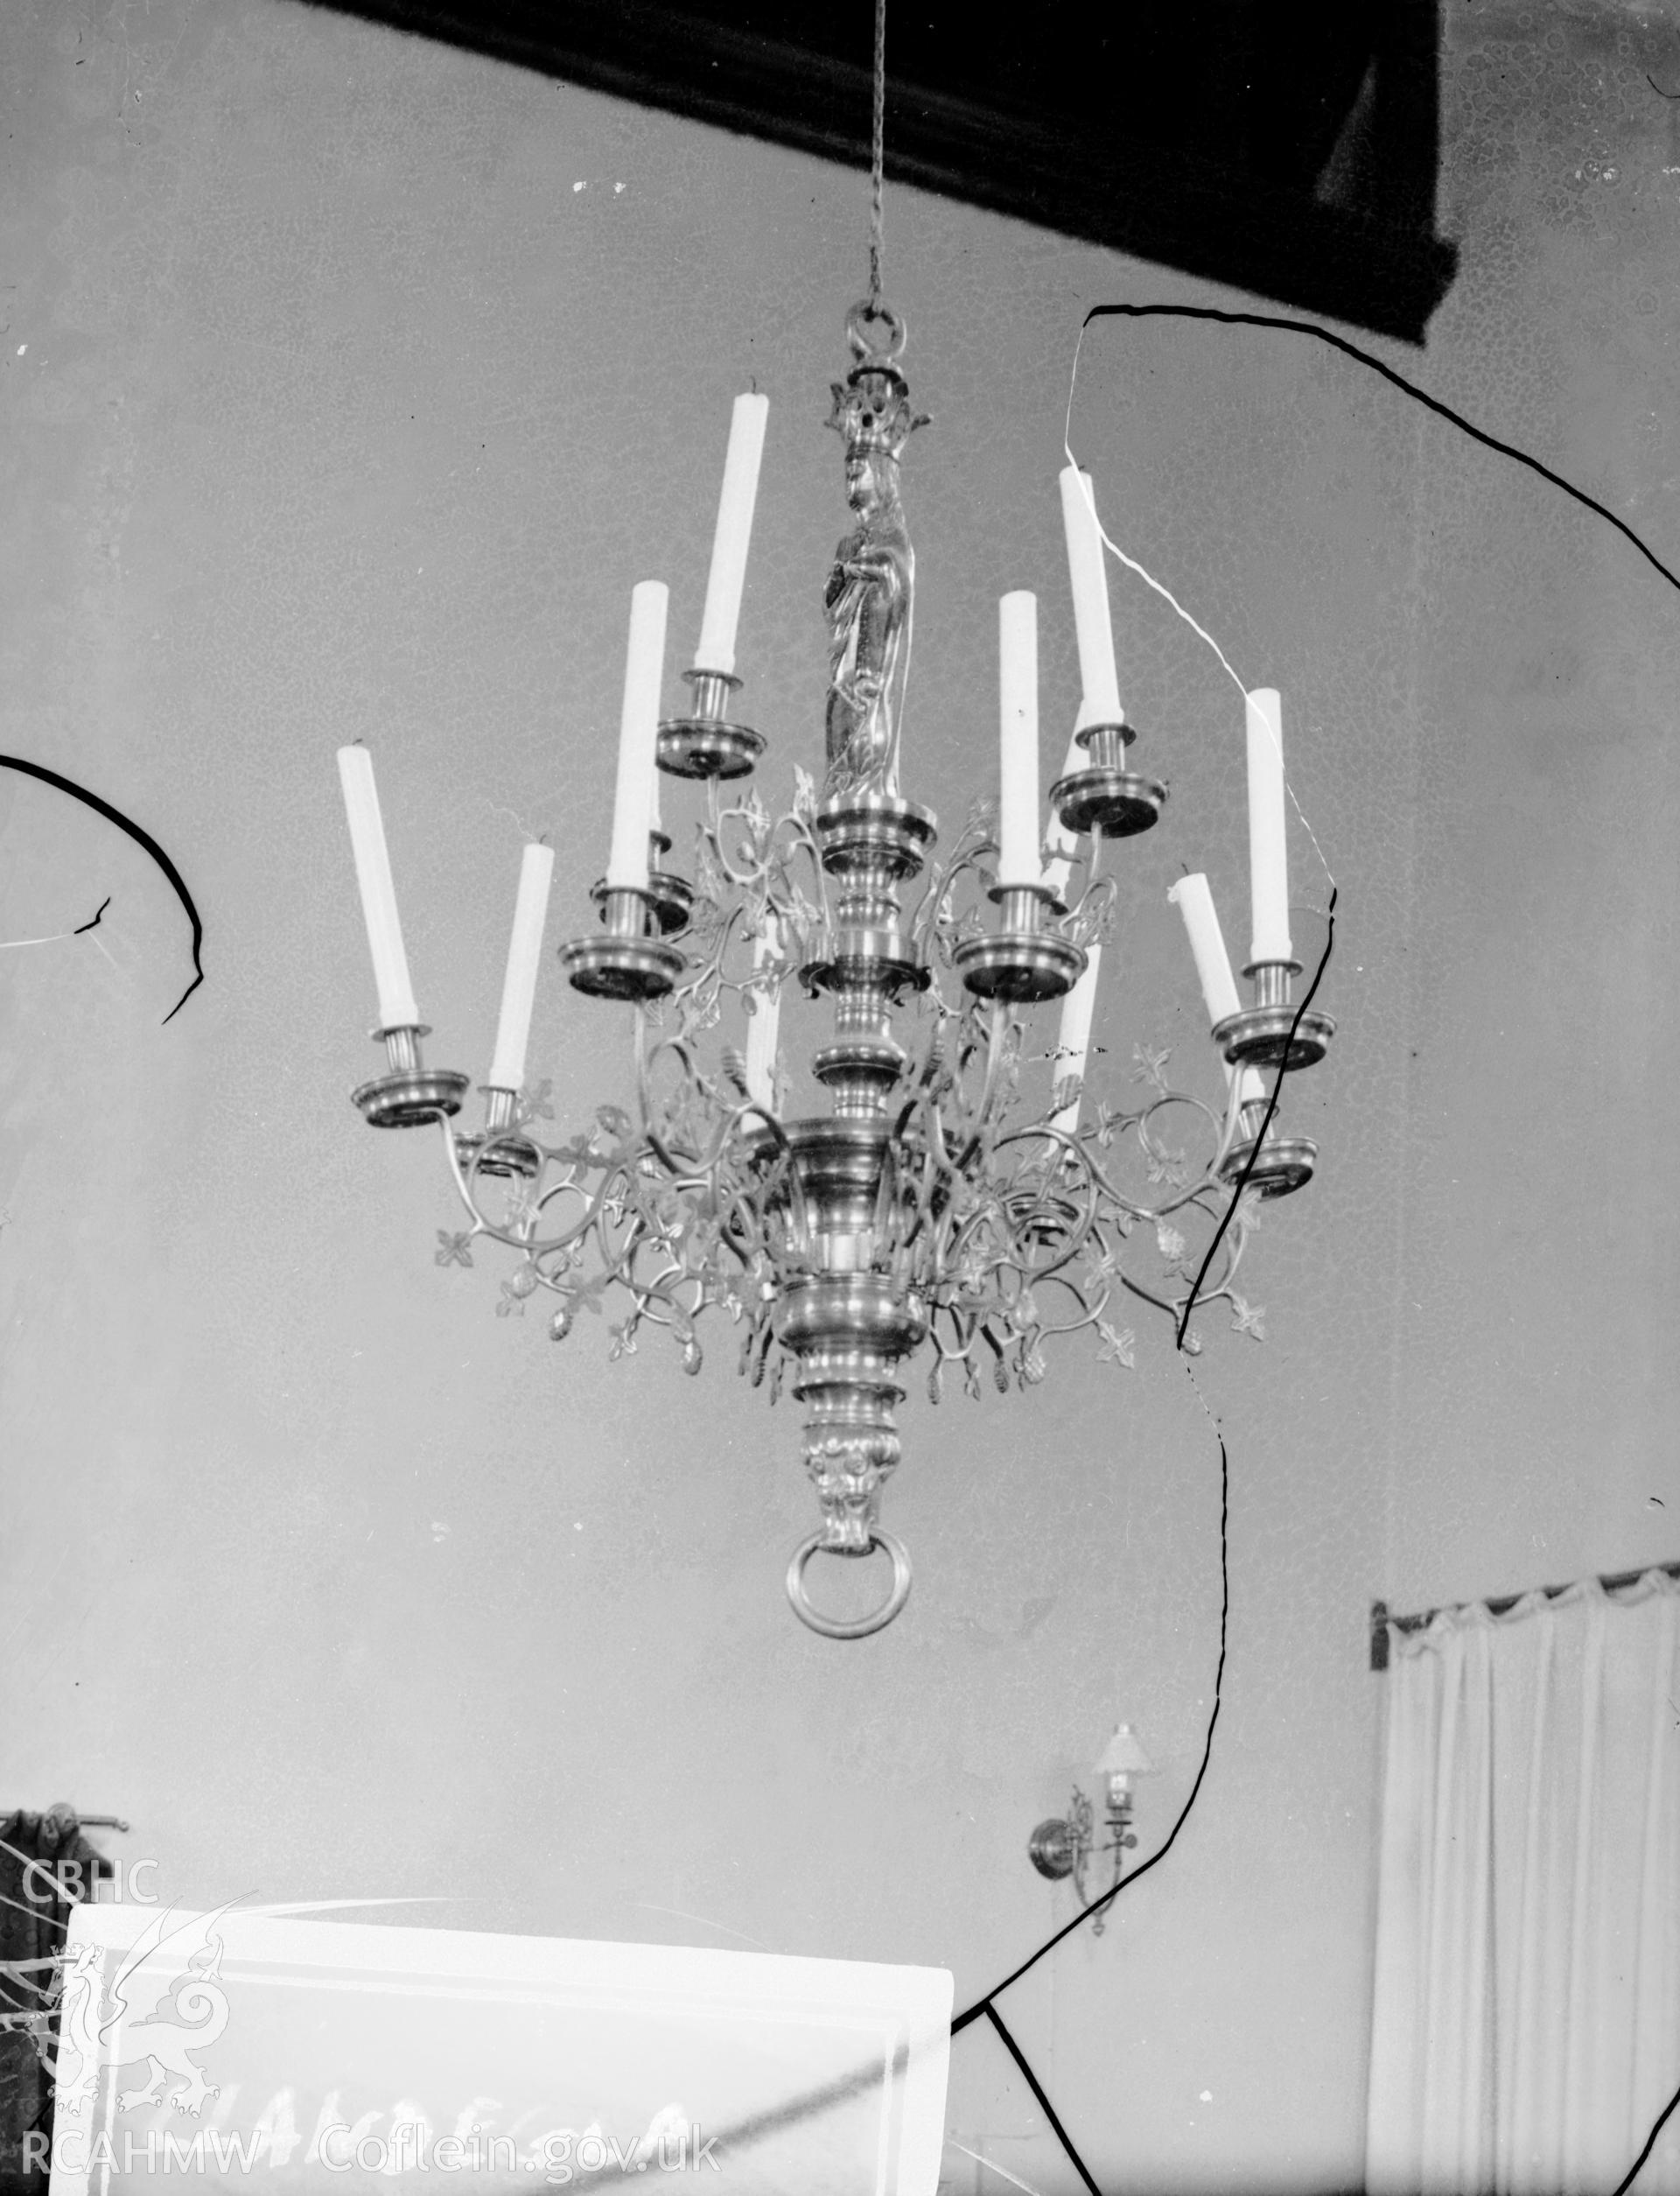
<box><xmin>1367</xmin><ymin>1568</ymin><xmax>1680</xmax><ymax>2196</ymax></box>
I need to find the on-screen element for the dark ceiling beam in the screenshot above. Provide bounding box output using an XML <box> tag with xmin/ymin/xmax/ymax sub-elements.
<box><xmin>299</xmin><ymin>0</ymin><xmax>1458</xmax><ymax>344</ymax></box>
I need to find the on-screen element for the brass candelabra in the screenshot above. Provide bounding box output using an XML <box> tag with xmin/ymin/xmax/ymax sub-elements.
<box><xmin>346</xmin><ymin>302</ymin><xmax>1334</xmax><ymax>1638</ymax></box>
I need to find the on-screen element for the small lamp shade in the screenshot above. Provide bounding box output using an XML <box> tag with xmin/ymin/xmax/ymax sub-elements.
<box><xmin>1093</xmin><ymin>1723</ymin><xmax>1155</xmax><ymax>1801</ymax></box>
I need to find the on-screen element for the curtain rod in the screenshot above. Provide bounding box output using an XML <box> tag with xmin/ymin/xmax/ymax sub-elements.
<box><xmin>1369</xmin><ymin>1557</ymin><xmax>1680</xmax><ymax>1672</ymax></box>
<box><xmin>0</xmin><ymin>1811</ymin><xmax>129</xmax><ymax>1831</ymax></box>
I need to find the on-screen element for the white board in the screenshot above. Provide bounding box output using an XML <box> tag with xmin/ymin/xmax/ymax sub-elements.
<box><xmin>45</xmin><ymin>1904</ymin><xmax>952</xmax><ymax>2196</ymax></box>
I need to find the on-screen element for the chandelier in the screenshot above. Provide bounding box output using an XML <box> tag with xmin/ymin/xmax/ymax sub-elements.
<box><xmin>335</xmin><ymin>88</ymin><xmax>1334</xmax><ymax>1643</ymax></box>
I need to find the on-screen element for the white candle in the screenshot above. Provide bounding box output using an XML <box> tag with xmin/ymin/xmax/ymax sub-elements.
<box><xmin>998</xmin><ymin>592</ymin><xmax>1040</xmax><ymax>888</ymax></box>
<box><xmin>744</xmin><ymin>913</ymin><xmax>782</xmax><ymax>1112</ymax></box>
<box><xmin>1040</xmin><ymin>726</ymin><xmax>1085</xmax><ymax>902</ymax></box>
<box><xmin>1168</xmin><ymin>873</ymin><xmax>1242</xmax><ymax>1027</ymax></box>
<box><xmin>1052</xmin><ymin>944</ymin><xmax>1102</xmax><ymax>1134</ymax></box>
<box><xmin>1229</xmin><ymin>1061</ymin><xmax>1268</xmax><ymax>1108</ymax></box>
<box><xmin>1059</xmin><ymin>465</ymin><xmax>1123</xmax><ymax>731</ymax></box>
<box><xmin>1246</xmin><ymin>687</ymin><xmax>1292</xmax><ymax>965</ymax></box>
<box><xmin>606</xmin><ymin>581</ymin><xmax>669</xmax><ymax>892</ymax></box>
<box><xmin>693</xmin><ymin>392</ymin><xmax>770</xmax><ymax>677</ymax></box>
<box><xmin>487</xmin><ymin>841</ymin><xmax>556</xmax><ymax>1092</ymax></box>
<box><xmin>336</xmin><ymin>744</ymin><xmax>420</xmax><ymax>1030</ymax></box>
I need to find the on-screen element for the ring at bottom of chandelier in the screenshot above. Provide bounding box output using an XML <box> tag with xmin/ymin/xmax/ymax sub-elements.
<box><xmin>786</xmin><ymin>1526</ymin><xmax>914</xmax><ymax>1640</ymax></box>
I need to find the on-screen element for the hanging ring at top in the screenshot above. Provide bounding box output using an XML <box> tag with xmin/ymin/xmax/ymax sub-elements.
<box><xmin>847</xmin><ymin>296</ymin><xmax>908</xmax><ymax>366</ymax></box>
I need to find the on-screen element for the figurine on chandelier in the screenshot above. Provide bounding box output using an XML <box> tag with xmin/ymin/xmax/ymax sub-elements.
<box><xmin>822</xmin><ymin>303</ymin><xmax>926</xmax><ymax>803</ymax></box>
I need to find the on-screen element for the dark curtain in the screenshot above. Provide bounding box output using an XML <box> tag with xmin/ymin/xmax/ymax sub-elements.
<box><xmin>0</xmin><ymin>1808</ymin><xmax>113</xmax><ymax>2196</ymax></box>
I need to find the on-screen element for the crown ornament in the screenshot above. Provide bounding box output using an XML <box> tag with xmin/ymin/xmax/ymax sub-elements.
<box><xmin>827</xmin><ymin>297</ymin><xmax>931</xmax><ymax>458</ymax></box>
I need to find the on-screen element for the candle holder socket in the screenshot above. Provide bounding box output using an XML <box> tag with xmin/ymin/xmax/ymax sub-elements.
<box><xmin>1214</xmin><ymin>958</ymin><xmax>1335</xmax><ymax>1071</ymax></box>
<box><xmin>353</xmin><ymin>1025</ymin><xmax>472</xmax><ymax>1129</ymax></box>
<box><xmin>1051</xmin><ymin>722</ymin><xmax>1166</xmax><ymax>840</ymax></box>
<box><xmin>657</xmin><ymin>667</ymin><xmax>766</xmax><ymax>782</ymax></box>
<box><xmin>562</xmin><ymin>886</ymin><xmax>687</xmax><ymax>1001</ymax></box>
<box><xmin>1218</xmin><ymin>1093</ymin><xmax>1317</xmax><ymax>1198</ymax></box>
<box><xmin>455</xmin><ymin>1086</ymin><xmax>542</xmax><ymax>1180</ymax></box>
<box><xmin>954</xmin><ymin>882</ymin><xmax>1087</xmax><ymax>1004</ymax></box>
<box><xmin>645</xmin><ymin>830</ymin><xmax>695</xmax><ymax>938</ymax></box>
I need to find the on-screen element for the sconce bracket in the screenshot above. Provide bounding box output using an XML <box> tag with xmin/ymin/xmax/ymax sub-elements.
<box><xmin>1027</xmin><ymin>1818</ymin><xmax>1079</xmax><ymax>1880</ymax></box>
<box><xmin>1026</xmin><ymin>1785</ymin><xmax>1095</xmax><ymax>1893</ymax></box>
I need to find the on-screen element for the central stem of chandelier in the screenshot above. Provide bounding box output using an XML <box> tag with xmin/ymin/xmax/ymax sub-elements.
<box><xmin>335</xmin><ymin>37</ymin><xmax>1335</xmax><ymax>1639</ymax></box>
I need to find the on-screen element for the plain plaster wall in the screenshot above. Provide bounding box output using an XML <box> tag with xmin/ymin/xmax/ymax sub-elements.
<box><xmin>1</xmin><ymin>2</ymin><xmax>1676</xmax><ymax>2191</ymax></box>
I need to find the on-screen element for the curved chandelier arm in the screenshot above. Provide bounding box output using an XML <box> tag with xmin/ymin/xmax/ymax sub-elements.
<box><xmin>687</xmin><ymin>899</ymin><xmax>754</xmax><ymax>1001</ymax></box>
<box><xmin>528</xmin><ymin>1171</ymin><xmax>610</xmax><ymax>1247</ymax></box>
<box><xmin>438</xmin><ymin>1112</ymin><xmax>495</xmax><ymax>1226</ymax></box>
<box><xmin>1026</xmin><ymin>1274</ymin><xmax>1110</xmax><ymax>1343</ymax></box>
<box><xmin>437</xmin><ymin>1114</ymin><xmax>605</xmax><ymax>1261</ymax></box>
<box><xmin>633</xmin><ymin>1012</ymin><xmax>819</xmax><ymax>1264</ymax></box>
<box><xmin>904</xmin><ymin>817</ymin><xmax>982</xmax><ymax>952</ymax></box>
<box><xmin>1070</xmin><ymin>1086</ymin><xmax>1247</xmax><ymax>1228</ymax></box>
<box><xmin>700</xmin><ymin>776</ymin><xmax>831</xmax><ymax>929</ymax></box>
<box><xmin>708</xmin><ymin>801</ymin><xmax>782</xmax><ymax>895</ymax></box>
<box><xmin>890</xmin><ymin>1119</ymin><xmax>948</xmax><ymax>1270</ymax></box>
<box><xmin>730</xmin><ymin>1102</ymin><xmax>816</xmax><ymax>1255</ymax></box>
<box><xmin>1135</xmin><ymin>1091</ymin><xmax>1232</xmax><ymax>1202</ymax></box>
<box><xmin>913</xmin><ymin>807</ymin><xmax>997</xmax><ymax>960</ymax></box>
<box><xmin>1110</xmin><ymin>1197</ymin><xmax>1253</xmax><ymax>1326</ymax></box>
<box><xmin>613</xmin><ymin>1246</ymin><xmax>710</xmax><ymax>1337</ymax></box>
<box><xmin>890</xmin><ymin>1004</ymin><xmax>990</xmax><ymax>1196</ymax></box>
<box><xmin>635</xmin><ymin>1037</ymin><xmax>718</xmax><ymax>1180</ymax></box>
<box><xmin>634</xmin><ymin>1016</ymin><xmax>749</xmax><ymax>1178</ymax></box>
<box><xmin>537</xmin><ymin>1170</ymin><xmax>662</xmax><ymax>1270</ymax></box>
<box><xmin>943</xmin><ymin>1000</ymin><xmax>1015</xmax><ymax>1175</ymax></box>
<box><xmin>992</xmin><ymin>1125</ymin><xmax>1103</xmax><ymax>1280</ymax></box>
<box><xmin>907</xmin><ymin>1053</ymin><xmax>961</xmax><ymax>1184</ymax></box>
<box><xmin>1113</xmin><ymin>1262</ymin><xmax>1210</xmax><ymax>1328</ymax></box>
<box><xmin>711</xmin><ymin>1175</ymin><xmax>782</xmax><ymax>1280</ymax></box>
<box><xmin>1055</xmin><ymin>845</ymin><xmax>1115</xmax><ymax>947</ymax></box>
<box><xmin>439</xmin><ymin>1137</ymin><xmax>663</xmax><ymax>1303</ymax></box>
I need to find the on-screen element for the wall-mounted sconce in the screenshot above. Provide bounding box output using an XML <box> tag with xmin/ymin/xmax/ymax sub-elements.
<box><xmin>1027</xmin><ymin>1724</ymin><xmax>1156</xmax><ymax>1936</ymax></box>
